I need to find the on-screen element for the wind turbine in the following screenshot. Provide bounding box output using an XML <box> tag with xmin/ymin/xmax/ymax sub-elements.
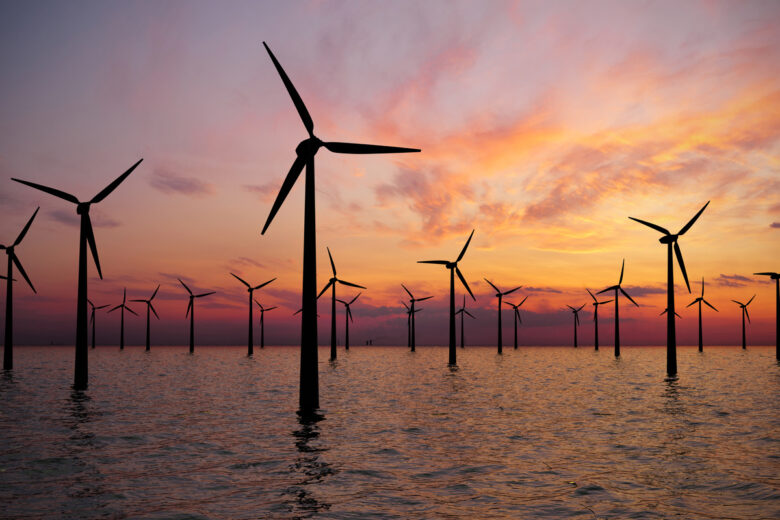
<box><xmin>732</xmin><ymin>295</ymin><xmax>755</xmax><ymax>350</ymax></box>
<box><xmin>587</xmin><ymin>289</ymin><xmax>612</xmax><ymax>351</ymax></box>
<box><xmin>336</xmin><ymin>293</ymin><xmax>361</xmax><ymax>350</ymax></box>
<box><xmin>87</xmin><ymin>299</ymin><xmax>109</xmax><ymax>349</ymax></box>
<box><xmin>108</xmin><ymin>288</ymin><xmax>137</xmax><ymax>350</ymax></box>
<box><xmin>660</xmin><ymin>308</ymin><xmax>682</xmax><ymax>318</ymax></box>
<box><xmin>254</xmin><ymin>300</ymin><xmax>277</xmax><ymax>349</ymax></box>
<box><xmin>401</xmin><ymin>302</ymin><xmax>422</xmax><ymax>350</ymax></box>
<box><xmin>130</xmin><ymin>285</ymin><xmax>160</xmax><ymax>351</ymax></box>
<box><xmin>1</xmin><ymin>207</ymin><xmax>38</xmax><ymax>370</ymax></box>
<box><xmin>454</xmin><ymin>295</ymin><xmax>476</xmax><ymax>349</ymax></box>
<box><xmin>231</xmin><ymin>273</ymin><xmax>275</xmax><ymax>356</ymax></box>
<box><xmin>754</xmin><ymin>272</ymin><xmax>779</xmax><ymax>359</ymax></box>
<box><xmin>179</xmin><ymin>278</ymin><xmax>215</xmax><ymax>353</ymax></box>
<box><xmin>505</xmin><ymin>296</ymin><xmax>529</xmax><ymax>350</ymax></box>
<box><xmin>567</xmin><ymin>304</ymin><xmax>586</xmax><ymax>347</ymax></box>
<box><xmin>260</xmin><ymin>43</ymin><xmax>420</xmax><ymax>412</ymax></box>
<box><xmin>13</xmin><ymin>159</ymin><xmax>143</xmax><ymax>389</ymax></box>
<box><xmin>317</xmin><ymin>248</ymin><xmax>365</xmax><ymax>361</ymax></box>
<box><xmin>484</xmin><ymin>279</ymin><xmax>522</xmax><ymax>354</ymax></box>
<box><xmin>418</xmin><ymin>230</ymin><xmax>476</xmax><ymax>366</ymax></box>
<box><xmin>629</xmin><ymin>201</ymin><xmax>709</xmax><ymax>376</ymax></box>
<box><xmin>402</xmin><ymin>284</ymin><xmax>433</xmax><ymax>352</ymax></box>
<box><xmin>686</xmin><ymin>278</ymin><xmax>718</xmax><ymax>352</ymax></box>
<box><xmin>597</xmin><ymin>259</ymin><xmax>639</xmax><ymax>358</ymax></box>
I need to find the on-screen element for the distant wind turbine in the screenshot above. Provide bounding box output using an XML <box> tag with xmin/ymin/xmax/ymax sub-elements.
<box><xmin>108</xmin><ymin>288</ymin><xmax>137</xmax><ymax>350</ymax></box>
<box><xmin>87</xmin><ymin>299</ymin><xmax>109</xmax><ymax>349</ymax></box>
<box><xmin>505</xmin><ymin>296</ymin><xmax>529</xmax><ymax>350</ymax></box>
<box><xmin>402</xmin><ymin>284</ymin><xmax>433</xmax><ymax>352</ymax></box>
<box><xmin>254</xmin><ymin>300</ymin><xmax>277</xmax><ymax>349</ymax></box>
<box><xmin>686</xmin><ymin>278</ymin><xmax>718</xmax><ymax>352</ymax></box>
<box><xmin>732</xmin><ymin>295</ymin><xmax>755</xmax><ymax>350</ymax></box>
<box><xmin>419</xmin><ymin>230</ymin><xmax>476</xmax><ymax>366</ymax></box>
<box><xmin>231</xmin><ymin>273</ymin><xmax>275</xmax><ymax>356</ymax></box>
<box><xmin>179</xmin><ymin>279</ymin><xmax>215</xmax><ymax>353</ymax></box>
<box><xmin>13</xmin><ymin>159</ymin><xmax>143</xmax><ymax>389</ymax></box>
<box><xmin>401</xmin><ymin>301</ymin><xmax>422</xmax><ymax>350</ymax></box>
<box><xmin>629</xmin><ymin>201</ymin><xmax>709</xmax><ymax>376</ymax></box>
<box><xmin>660</xmin><ymin>308</ymin><xmax>682</xmax><ymax>318</ymax></box>
<box><xmin>130</xmin><ymin>285</ymin><xmax>161</xmax><ymax>351</ymax></box>
<box><xmin>336</xmin><ymin>293</ymin><xmax>361</xmax><ymax>350</ymax></box>
<box><xmin>454</xmin><ymin>295</ymin><xmax>476</xmax><ymax>349</ymax></box>
<box><xmin>317</xmin><ymin>248</ymin><xmax>365</xmax><ymax>361</ymax></box>
<box><xmin>260</xmin><ymin>42</ymin><xmax>420</xmax><ymax>412</ymax></box>
<box><xmin>586</xmin><ymin>289</ymin><xmax>612</xmax><ymax>351</ymax></box>
<box><xmin>1</xmin><ymin>207</ymin><xmax>38</xmax><ymax>370</ymax></box>
<box><xmin>567</xmin><ymin>304</ymin><xmax>586</xmax><ymax>348</ymax></box>
<box><xmin>597</xmin><ymin>259</ymin><xmax>638</xmax><ymax>358</ymax></box>
<box><xmin>754</xmin><ymin>272</ymin><xmax>779</xmax><ymax>359</ymax></box>
<box><xmin>484</xmin><ymin>279</ymin><xmax>522</xmax><ymax>354</ymax></box>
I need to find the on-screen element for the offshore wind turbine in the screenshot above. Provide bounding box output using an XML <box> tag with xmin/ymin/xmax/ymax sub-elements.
<box><xmin>13</xmin><ymin>159</ymin><xmax>143</xmax><ymax>389</ymax></box>
<box><xmin>231</xmin><ymin>273</ymin><xmax>275</xmax><ymax>356</ymax></box>
<box><xmin>87</xmin><ymin>299</ymin><xmax>109</xmax><ymax>349</ymax></box>
<box><xmin>317</xmin><ymin>248</ymin><xmax>365</xmax><ymax>361</ymax></box>
<box><xmin>108</xmin><ymin>289</ymin><xmax>137</xmax><ymax>350</ymax></box>
<box><xmin>754</xmin><ymin>272</ymin><xmax>779</xmax><ymax>359</ymax></box>
<box><xmin>686</xmin><ymin>278</ymin><xmax>718</xmax><ymax>352</ymax></box>
<box><xmin>454</xmin><ymin>295</ymin><xmax>476</xmax><ymax>349</ymax></box>
<box><xmin>567</xmin><ymin>304</ymin><xmax>586</xmax><ymax>348</ymax></box>
<box><xmin>254</xmin><ymin>300</ymin><xmax>277</xmax><ymax>349</ymax></box>
<box><xmin>419</xmin><ymin>230</ymin><xmax>476</xmax><ymax>366</ymax></box>
<box><xmin>1</xmin><ymin>207</ymin><xmax>38</xmax><ymax>370</ymax></box>
<box><xmin>336</xmin><ymin>293</ymin><xmax>361</xmax><ymax>350</ymax></box>
<box><xmin>402</xmin><ymin>284</ymin><xmax>433</xmax><ymax>352</ymax></box>
<box><xmin>587</xmin><ymin>289</ymin><xmax>612</xmax><ymax>351</ymax></box>
<box><xmin>597</xmin><ymin>259</ymin><xmax>639</xmax><ymax>358</ymax></box>
<box><xmin>629</xmin><ymin>201</ymin><xmax>709</xmax><ymax>376</ymax></box>
<box><xmin>401</xmin><ymin>302</ymin><xmax>422</xmax><ymax>351</ymax></box>
<box><xmin>484</xmin><ymin>279</ymin><xmax>522</xmax><ymax>354</ymax></box>
<box><xmin>732</xmin><ymin>295</ymin><xmax>755</xmax><ymax>350</ymax></box>
<box><xmin>505</xmin><ymin>296</ymin><xmax>529</xmax><ymax>350</ymax></box>
<box><xmin>130</xmin><ymin>285</ymin><xmax>160</xmax><ymax>351</ymax></box>
<box><xmin>260</xmin><ymin>43</ymin><xmax>420</xmax><ymax>412</ymax></box>
<box><xmin>179</xmin><ymin>279</ymin><xmax>215</xmax><ymax>353</ymax></box>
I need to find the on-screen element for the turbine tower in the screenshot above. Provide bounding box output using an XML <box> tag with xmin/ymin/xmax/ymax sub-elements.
<box><xmin>505</xmin><ymin>295</ymin><xmax>529</xmax><ymax>350</ymax></box>
<box><xmin>260</xmin><ymin>43</ymin><xmax>420</xmax><ymax>412</ymax></box>
<box><xmin>254</xmin><ymin>300</ymin><xmax>277</xmax><ymax>349</ymax></box>
<box><xmin>597</xmin><ymin>259</ymin><xmax>639</xmax><ymax>358</ymax></box>
<box><xmin>317</xmin><ymin>248</ymin><xmax>365</xmax><ymax>361</ymax></box>
<box><xmin>336</xmin><ymin>293</ymin><xmax>361</xmax><ymax>350</ymax></box>
<box><xmin>231</xmin><ymin>273</ymin><xmax>275</xmax><ymax>356</ymax></box>
<box><xmin>401</xmin><ymin>302</ymin><xmax>423</xmax><ymax>350</ymax></box>
<box><xmin>87</xmin><ymin>299</ymin><xmax>109</xmax><ymax>349</ymax></box>
<box><xmin>731</xmin><ymin>296</ymin><xmax>755</xmax><ymax>350</ymax></box>
<box><xmin>13</xmin><ymin>159</ymin><xmax>143</xmax><ymax>389</ymax></box>
<box><xmin>454</xmin><ymin>295</ymin><xmax>476</xmax><ymax>349</ymax></box>
<box><xmin>130</xmin><ymin>285</ymin><xmax>161</xmax><ymax>351</ymax></box>
<box><xmin>567</xmin><ymin>304</ymin><xmax>586</xmax><ymax>348</ymax></box>
<box><xmin>179</xmin><ymin>279</ymin><xmax>215</xmax><ymax>353</ymax></box>
<box><xmin>754</xmin><ymin>272</ymin><xmax>779</xmax><ymax>359</ymax></box>
<box><xmin>419</xmin><ymin>230</ymin><xmax>476</xmax><ymax>366</ymax></box>
<box><xmin>484</xmin><ymin>279</ymin><xmax>522</xmax><ymax>354</ymax></box>
<box><xmin>402</xmin><ymin>284</ymin><xmax>433</xmax><ymax>352</ymax></box>
<box><xmin>587</xmin><ymin>289</ymin><xmax>612</xmax><ymax>351</ymax></box>
<box><xmin>108</xmin><ymin>288</ymin><xmax>137</xmax><ymax>350</ymax></box>
<box><xmin>629</xmin><ymin>201</ymin><xmax>709</xmax><ymax>376</ymax></box>
<box><xmin>686</xmin><ymin>278</ymin><xmax>717</xmax><ymax>352</ymax></box>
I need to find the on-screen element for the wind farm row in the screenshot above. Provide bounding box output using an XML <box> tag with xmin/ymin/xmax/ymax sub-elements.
<box><xmin>2</xmin><ymin>43</ymin><xmax>778</xmax><ymax>416</ymax></box>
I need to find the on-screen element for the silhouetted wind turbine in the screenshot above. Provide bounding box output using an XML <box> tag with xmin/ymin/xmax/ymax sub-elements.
<box><xmin>401</xmin><ymin>301</ymin><xmax>422</xmax><ymax>350</ymax></box>
<box><xmin>419</xmin><ymin>230</ymin><xmax>476</xmax><ymax>365</ymax></box>
<box><xmin>567</xmin><ymin>304</ymin><xmax>586</xmax><ymax>347</ymax></box>
<box><xmin>732</xmin><ymin>295</ymin><xmax>755</xmax><ymax>350</ymax></box>
<box><xmin>597</xmin><ymin>259</ymin><xmax>638</xmax><ymax>358</ymax></box>
<box><xmin>254</xmin><ymin>300</ymin><xmax>277</xmax><ymax>349</ymax></box>
<box><xmin>260</xmin><ymin>43</ymin><xmax>420</xmax><ymax>412</ymax></box>
<box><xmin>587</xmin><ymin>289</ymin><xmax>612</xmax><ymax>351</ymax></box>
<box><xmin>454</xmin><ymin>295</ymin><xmax>476</xmax><ymax>349</ymax></box>
<box><xmin>1</xmin><ymin>207</ymin><xmax>38</xmax><ymax>370</ymax></box>
<box><xmin>505</xmin><ymin>296</ymin><xmax>529</xmax><ymax>350</ymax></box>
<box><xmin>130</xmin><ymin>285</ymin><xmax>160</xmax><ymax>351</ymax></box>
<box><xmin>317</xmin><ymin>248</ymin><xmax>365</xmax><ymax>361</ymax></box>
<box><xmin>629</xmin><ymin>201</ymin><xmax>709</xmax><ymax>376</ymax></box>
<box><xmin>87</xmin><ymin>299</ymin><xmax>109</xmax><ymax>349</ymax></box>
<box><xmin>686</xmin><ymin>278</ymin><xmax>718</xmax><ymax>352</ymax></box>
<box><xmin>179</xmin><ymin>279</ymin><xmax>215</xmax><ymax>353</ymax></box>
<box><xmin>13</xmin><ymin>159</ymin><xmax>142</xmax><ymax>389</ymax></box>
<box><xmin>484</xmin><ymin>279</ymin><xmax>521</xmax><ymax>354</ymax></box>
<box><xmin>402</xmin><ymin>284</ymin><xmax>433</xmax><ymax>352</ymax></box>
<box><xmin>336</xmin><ymin>293</ymin><xmax>361</xmax><ymax>350</ymax></box>
<box><xmin>754</xmin><ymin>272</ymin><xmax>779</xmax><ymax>359</ymax></box>
<box><xmin>108</xmin><ymin>289</ymin><xmax>137</xmax><ymax>350</ymax></box>
<box><xmin>231</xmin><ymin>273</ymin><xmax>275</xmax><ymax>356</ymax></box>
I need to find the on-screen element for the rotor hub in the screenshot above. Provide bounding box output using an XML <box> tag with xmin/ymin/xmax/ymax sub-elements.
<box><xmin>659</xmin><ymin>234</ymin><xmax>677</xmax><ymax>244</ymax></box>
<box><xmin>77</xmin><ymin>202</ymin><xmax>90</xmax><ymax>215</ymax></box>
<box><xmin>446</xmin><ymin>262</ymin><xmax>456</xmax><ymax>269</ymax></box>
<box><xmin>296</xmin><ymin>136</ymin><xmax>322</xmax><ymax>157</ymax></box>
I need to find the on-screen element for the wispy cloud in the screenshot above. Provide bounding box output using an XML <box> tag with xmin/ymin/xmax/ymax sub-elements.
<box><xmin>714</xmin><ymin>274</ymin><xmax>753</xmax><ymax>288</ymax></box>
<box><xmin>243</xmin><ymin>182</ymin><xmax>278</xmax><ymax>203</ymax></box>
<box><xmin>771</xmin><ymin>222</ymin><xmax>780</xmax><ymax>229</ymax></box>
<box><xmin>149</xmin><ymin>168</ymin><xmax>214</xmax><ymax>197</ymax></box>
<box><xmin>49</xmin><ymin>209</ymin><xmax>120</xmax><ymax>228</ymax></box>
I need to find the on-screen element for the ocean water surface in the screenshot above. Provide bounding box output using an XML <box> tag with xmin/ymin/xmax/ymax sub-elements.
<box><xmin>1</xmin><ymin>345</ymin><xmax>778</xmax><ymax>519</ymax></box>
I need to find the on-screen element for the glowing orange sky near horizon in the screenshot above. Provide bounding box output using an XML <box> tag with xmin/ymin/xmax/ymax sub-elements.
<box><xmin>0</xmin><ymin>1</ymin><xmax>778</xmax><ymax>346</ymax></box>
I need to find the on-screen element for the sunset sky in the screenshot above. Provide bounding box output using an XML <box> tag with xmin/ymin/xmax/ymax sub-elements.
<box><xmin>1</xmin><ymin>0</ymin><xmax>778</xmax><ymax>346</ymax></box>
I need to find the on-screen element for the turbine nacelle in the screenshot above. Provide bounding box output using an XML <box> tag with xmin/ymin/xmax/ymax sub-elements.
<box><xmin>76</xmin><ymin>202</ymin><xmax>91</xmax><ymax>215</ymax></box>
<box><xmin>296</xmin><ymin>136</ymin><xmax>323</xmax><ymax>157</ymax></box>
<box><xmin>659</xmin><ymin>234</ymin><xmax>678</xmax><ymax>244</ymax></box>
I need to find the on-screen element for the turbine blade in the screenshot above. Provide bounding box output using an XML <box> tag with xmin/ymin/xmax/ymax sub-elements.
<box><xmin>519</xmin><ymin>296</ymin><xmax>529</xmax><ymax>306</ymax></box>
<box><xmin>484</xmin><ymin>278</ymin><xmax>500</xmax><ymax>293</ymax></box>
<box><xmin>628</xmin><ymin>216</ymin><xmax>670</xmax><ymax>235</ymax></box>
<box><xmin>261</xmin><ymin>155</ymin><xmax>306</xmax><ymax>235</ymax></box>
<box><xmin>11</xmin><ymin>178</ymin><xmax>79</xmax><ymax>204</ymax></box>
<box><xmin>674</xmin><ymin>242</ymin><xmax>690</xmax><ymax>292</ymax></box>
<box><xmin>87</xmin><ymin>298</ymin><xmax>94</xmax><ymax>308</ymax></box>
<box><xmin>11</xmin><ymin>254</ymin><xmax>35</xmax><ymax>293</ymax></box>
<box><xmin>108</xmin><ymin>305</ymin><xmax>121</xmax><ymax>313</ymax></box>
<box><xmin>89</xmin><ymin>312</ymin><xmax>94</xmax><ymax>325</ymax></box>
<box><xmin>401</xmin><ymin>283</ymin><xmax>413</xmax><ymax>299</ymax></box>
<box><xmin>620</xmin><ymin>287</ymin><xmax>639</xmax><ymax>307</ymax></box>
<box><xmin>336</xmin><ymin>299</ymin><xmax>348</xmax><ymax>305</ymax></box>
<box><xmin>418</xmin><ymin>260</ymin><xmax>448</xmax><ymax>265</ymax></box>
<box><xmin>129</xmin><ymin>299</ymin><xmax>145</xmax><ymax>302</ymax></box>
<box><xmin>746</xmin><ymin>294</ymin><xmax>755</xmax><ymax>306</ymax></box>
<box><xmin>317</xmin><ymin>280</ymin><xmax>333</xmax><ymax>299</ymax></box>
<box><xmin>151</xmin><ymin>284</ymin><xmax>160</xmax><ymax>301</ymax></box>
<box><xmin>577</xmin><ymin>304</ymin><xmax>586</xmax><ymax>312</ymax></box>
<box><xmin>456</xmin><ymin>267</ymin><xmax>475</xmax><ymax>300</ymax></box>
<box><xmin>123</xmin><ymin>288</ymin><xmax>127</xmax><ymax>305</ymax></box>
<box><xmin>186</xmin><ymin>299</ymin><xmax>192</xmax><ymax>318</ymax></box>
<box><xmin>262</xmin><ymin>42</ymin><xmax>314</xmax><ymax>136</ymax></box>
<box><xmin>503</xmin><ymin>285</ymin><xmax>522</xmax><ymax>296</ymax></box>
<box><xmin>125</xmin><ymin>306</ymin><xmax>138</xmax><ymax>316</ymax></box>
<box><xmin>660</xmin><ymin>309</ymin><xmax>667</xmax><ymax>316</ymax></box>
<box><xmin>465</xmin><ymin>310</ymin><xmax>475</xmax><ymax>319</ymax></box>
<box><xmin>179</xmin><ymin>278</ymin><xmax>192</xmax><ymax>295</ymax></box>
<box><xmin>327</xmin><ymin>247</ymin><xmax>336</xmax><ymax>276</ymax></box>
<box><xmin>416</xmin><ymin>296</ymin><xmax>433</xmax><ymax>302</ymax></box>
<box><xmin>457</xmin><ymin>229</ymin><xmax>475</xmax><ymax>262</ymax></box>
<box><xmin>575</xmin><ymin>314</ymin><xmax>580</xmax><ymax>326</ymax></box>
<box><xmin>754</xmin><ymin>272</ymin><xmax>777</xmax><ymax>276</ymax></box>
<box><xmin>253</xmin><ymin>277</ymin><xmax>276</xmax><ymax>290</ymax></box>
<box><xmin>567</xmin><ymin>305</ymin><xmax>575</xmax><ymax>311</ymax></box>
<box><xmin>686</xmin><ymin>299</ymin><xmax>697</xmax><ymax>308</ymax></box>
<box><xmin>337</xmin><ymin>279</ymin><xmax>366</xmax><ymax>289</ymax></box>
<box><xmin>745</xmin><ymin>307</ymin><xmax>751</xmax><ymax>323</ymax></box>
<box><xmin>95</xmin><ymin>305</ymin><xmax>110</xmax><ymax>310</ymax></box>
<box><xmin>703</xmin><ymin>299</ymin><xmax>718</xmax><ymax>312</ymax></box>
<box><xmin>266</xmin><ymin>306</ymin><xmax>277</xmax><ymax>311</ymax></box>
<box><xmin>349</xmin><ymin>292</ymin><xmax>361</xmax><ymax>304</ymax></box>
<box><xmin>678</xmin><ymin>200</ymin><xmax>710</xmax><ymax>235</ymax></box>
<box><xmin>675</xmin><ymin>312</ymin><xmax>681</xmax><ymax>319</ymax></box>
<box><xmin>347</xmin><ymin>307</ymin><xmax>353</xmax><ymax>323</ymax></box>
<box><xmin>600</xmin><ymin>300</ymin><xmax>613</xmax><ymax>305</ymax></box>
<box><xmin>597</xmin><ymin>285</ymin><xmax>617</xmax><ymax>294</ymax></box>
<box><xmin>150</xmin><ymin>303</ymin><xmax>160</xmax><ymax>319</ymax></box>
<box><xmin>195</xmin><ymin>291</ymin><xmax>215</xmax><ymax>298</ymax></box>
<box><xmin>293</xmin><ymin>308</ymin><xmax>302</xmax><ymax>315</ymax></box>
<box><xmin>91</xmin><ymin>159</ymin><xmax>143</xmax><ymax>203</ymax></box>
<box><xmin>84</xmin><ymin>213</ymin><xmax>103</xmax><ymax>279</ymax></box>
<box><xmin>731</xmin><ymin>300</ymin><xmax>743</xmax><ymax>306</ymax></box>
<box><xmin>231</xmin><ymin>272</ymin><xmax>250</xmax><ymax>288</ymax></box>
<box><xmin>322</xmin><ymin>142</ymin><xmax>420</xmax><ymax>154</ymax></box>
<box><xmin>515</xmin><ymin>309</ymin><xmax>521</xmax><ymax>323</ymax></box>
<box><xmin>619</xmin><ymin>259</ymin><xmax>625</xmax><ymax>284</ymax></box>
<box><xmin>401</xmin><ymin>301</ymin><xmax>409</xmax><ymax>311</ymax></box>
<box><xmin>587</xmin><ymin>288</ymin><xmax>596</xmax><ymax>302</ymax></box>
<box><xmin>700</xmin><ymin>277</ymin><xmax>705</xmax><ymax>297</ymax></box>
<box><xmin>13</xmin><ymin>207</ymin><xmax>39</xmax><ymax>246</ymax></box>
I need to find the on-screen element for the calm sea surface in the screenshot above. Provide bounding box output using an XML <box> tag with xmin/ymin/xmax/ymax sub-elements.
<box><xmin>1</xmin><ymin>345</ymin><xmax>778</xmax><ymax>519</ymax></box>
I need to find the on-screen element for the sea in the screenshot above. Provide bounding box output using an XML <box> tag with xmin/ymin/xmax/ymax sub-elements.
<box><xmin>1</xmin><ymin>345</ymin><xmax>778</xmax><ymax>519</ymax></box>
